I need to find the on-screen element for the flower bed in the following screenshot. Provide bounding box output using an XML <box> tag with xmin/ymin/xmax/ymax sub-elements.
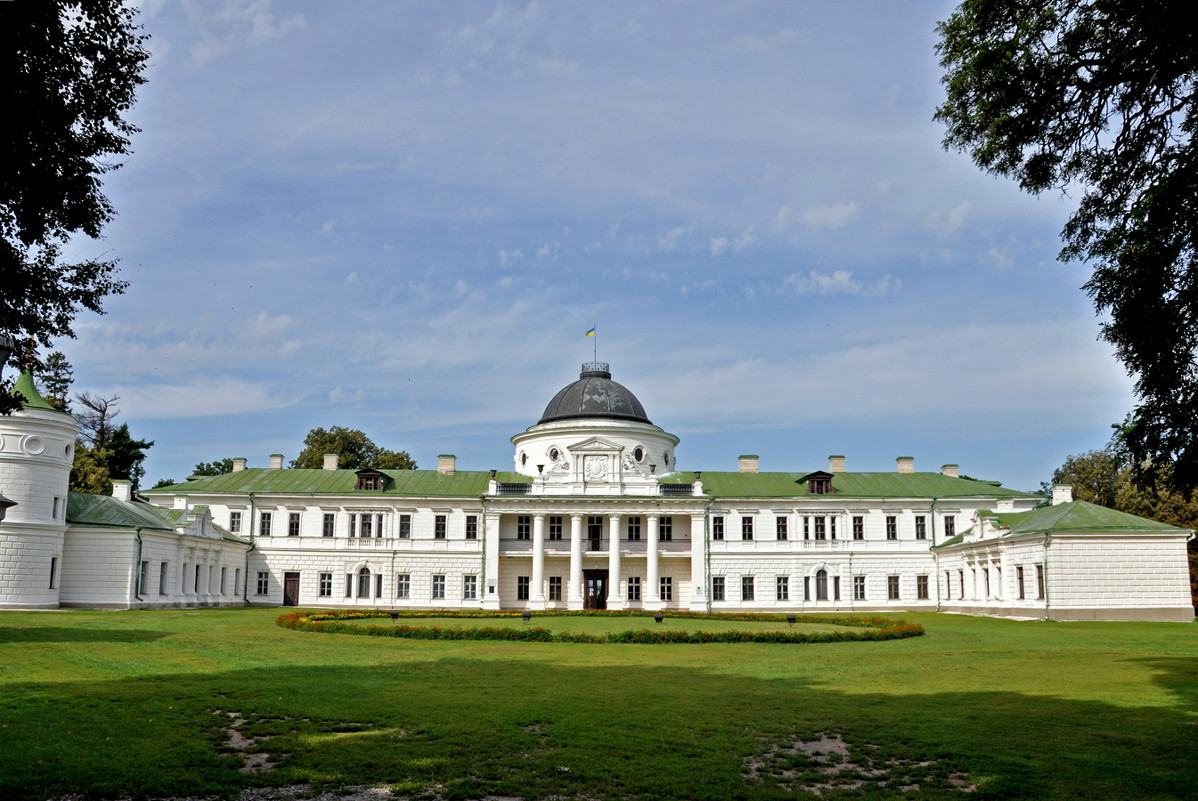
<box><xmin>276</xmin><ymin>610</ymin><xmax>924</xmax><ymax>644</ymax></box>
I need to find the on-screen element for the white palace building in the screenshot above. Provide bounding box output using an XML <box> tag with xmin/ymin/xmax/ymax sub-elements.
<box><xmin>1</xmin><ymin>361</ymin><xmax>1193</xmax><ymax>621</ymax></box>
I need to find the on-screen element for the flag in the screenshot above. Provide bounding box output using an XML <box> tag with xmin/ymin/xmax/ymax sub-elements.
<box><xmin>585</xmin><ymin>327</ymin><xmax>596</xmax><ymax>337</ymax></box>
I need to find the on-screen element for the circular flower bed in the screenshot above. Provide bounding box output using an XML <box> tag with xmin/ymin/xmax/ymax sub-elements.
<box><xmin>276</xmin><ymin>609</ymin><xmax>924</xmax><ymax>644</ymax></box>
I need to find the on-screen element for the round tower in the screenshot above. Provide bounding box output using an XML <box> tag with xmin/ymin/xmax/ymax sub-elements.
<box><xmin>0</xmin><ymin>368</ymin><xmax>78</xmax><ymax>608</ymax></box>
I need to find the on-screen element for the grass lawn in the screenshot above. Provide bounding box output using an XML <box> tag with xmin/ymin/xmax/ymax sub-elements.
<box><xmin>1</xmin><ymin>608</ymin><xmax>1195</xmax><ymax>800</ymax></box>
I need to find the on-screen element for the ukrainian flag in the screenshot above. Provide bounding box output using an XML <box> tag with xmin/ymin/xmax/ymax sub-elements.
<box><xmin>585</xmin><ymin>327</ymin><xmax>596</xmax><ymax>337</ymax></box>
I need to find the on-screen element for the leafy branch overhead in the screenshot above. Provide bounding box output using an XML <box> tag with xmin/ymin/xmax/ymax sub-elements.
<box><xmin>936</xmin><ymin>0</ymin><xmax>1198</xmax><ymax>488</ymax></box>
<box><xmin>292</xmin><ymin>426</ymin><xmax>416</xmax><ymax>471</ymax></box>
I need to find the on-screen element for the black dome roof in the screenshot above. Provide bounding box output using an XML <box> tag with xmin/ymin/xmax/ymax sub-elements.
<box><xmin>539</xmin><ymin>363</ymin><xmax>651</xmax><ymax>425</ymax></box>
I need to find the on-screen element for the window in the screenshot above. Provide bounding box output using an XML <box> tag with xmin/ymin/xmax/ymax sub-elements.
<box><xmin>517</xmin><ymin>576</ymin><xmax>530</xmax><ymax>600</ymax></box>
<box><xmin>319</xmin><ymin>572</ymin><xmax>332</xmax><ymax>596</ymax></box>
<box><xmin>396</xmin><ymin>573</ymin><xmax>410</xmax><ymax>598</ymax></box>
<box><xmin>712</xmin><ymin>516</ymin><xmax>724</xmax><ymax>540</ymax></box>
<box><xmin>627</xmin><ymin>576</ymin><xmax>641</xmax><ymax>601</ymax></box>
<box><xmin>660</xmin><ymin>576</ymin><xmax>672</xmax><ymax>601</ymax></box>
<box><xmin>287</xmin><ymin>512</ymin><xmax>300</xmax><ymax>537</ymax></box>
<box><xmin>815</xmin><ymin>569</ymin><xmax>828</xmax><ymax>601</ymax></box>
<box><xmin>776</xmin><ymin>576</ymin><xmax>789</xmax><ymax>601</ymax></box>
<box><xmin>814</xmin><ymin>517</ymin><xmax>826</xmax><ymax>540</ymax></box>
<box><xmin>357</xmin><ymin>474</ymin><xmax>381</xmax><ymax>490</ymax></box>
<box><xmin>548</xmin><ymin>576</ymin><xmax>562</xmax><ymax>601</ymax></box>
<box><xmin>1017</xmin><ymin>566</ymin><xmax>1026</xmax><ymax>600</ymax></box>
<box><xmin>742</xmin><ymin>576</ymin><xmax>755</xmax><ymax>601</ymax></box>
<box><xmin>349</xmin><ymin>514</ymin><xmax>357</xmax><ymax>537</ymax></box>
<box><xmin>260</xmin><ymin>512</ymin><xmax>272</xmax><ymax>537</ymax></box>
<box><xmin>376</xmin><ymin>574</ymin><xmax>384</xmax><ymax>598</ymax></box>
<box><xmin>853</xmin><ymin>575</ymin><xmax>865</xmax><ymax>600</ymax></box>
<box><xmin>627</xmin><ymin>516</ymin><xmax>641</xmax><ymax>541</ymax></box>
<box><xmin>356</xmin><ymin>568</ymin><xmax>371</xmax><ymax>598</ymax></box>
<box><xmin>945</xmin><ymin>571</ymin><xmax>952</xmax><ymax>600</ymax></box>
<box><xmin>887</xmin><ymin>575</ymin><xmax>900</xmax><ymax>600</ymax></box>
<box><xmin>229</xmin><ymin>511</ymin><xmax>242</xmax><ymax>533</ymax></box>
<box><xmin>833</xmin><ymin>576</ymin><xmax>841</xmax><ymax>600</ymax></box>
<box><xmin>220</xmin><ymin>567</ymin><xmax>227</xmax><ymax>595</ymax></box>
<box><xmin>915</xmin><ymin>515</ymin><xmax>927</xmax><ymax>540</ymax></box>
<box><xmin>466</xmin><ymin>515</ymin><xmax>478</xmax><ymax>539</ymax></box>
<box><xmin>808</xmin><ymin>475</ymin><xmax>832</xmax><ymax>494</ymax></box>
<box><xmin>235</xmin><ymin>568</ymin><xmax>240</xmax><ymax>595</ymax></box>
<box><xmin>360</xmin><ymin>514</ymin><xmax>372</xmax><ymax>538</ymax></box>
<box><xmin>139</xmin><ymin>560</ymin><xmax>148</xmax><ymax>594</ymax></box>
<box><xmin>711</xmin><ymin>576</ymin><xmax>725</xmax><ymax>601</ymax></box>
<box><xmin>944</xmin><ymin>516</ymin><xmax>956</xmax><ymax>538</ymax></box>
<box><xmin>853</xmin><ymin>516</ymin><xmax>864</xmax><ymax>540</ymax></box>
<box><xmin>464</xmin><ymin>575</ymin><xmax>478</xmax><ymax>600</ymax></box>
<box><xmin>659</xmin><ymin>517</ymin><xmax>673</xmax><ymax>541</ymax></box>
<box><xmin>741</xmin><ymin>516</ymin><xmax>754</xmax><ymax>540</ymax></box>
<box><xmin>886</xmin><ymin>516</ymin><xmax>897</xmax><ymax>540</ymax></box>
<box><xmin>434</xmin><ymin>515</ymin><xmax>447</xmax><ymax>539</ymax></box>
<box><xmin>959</xmin><ymin>570</ymin><xmax>965</xmax><ymax>599</ymax></box>
<box><xmin>803</xmin><ymin>516</ymin><xmax>810</xmax><ymax>539</ymax></box>
<box><xmin>829</xmin><ymin>517</ymin><xmax>836</xmax><ymax>539</ymax></box>
<box><xmin>548</xmin><ymin>515</ymin><xmax>563</xmax><ymax>540</ymax></box>
<box><xmin>159</xmin><ymin>562</ymin><xmax>168</xmax><ymax>596</ymax></box>
<box><xmin>432</xmin><ymin>575</ymin><xmax>445</xmax><ymax>600</ymax></box>
<box><xmin>984</xmin><ymin>568</ymin><xmax>991</xmax><ymax>598</ymax></box>
<box><xmin>195</xmin><ymin>564</ymin><xmax>202</xmax><ymax>593</ymax></box>
<box><xmin>804</xmin><ymin>576</ymin><xmax>811</xmax><ymax>601</ymax></box>
<box><xmin>517</xmin><ymin>515</ymin><xmax>531</xmax><ymax>540</ymax></box>
<box><xmin>917</xmin><ymin>575</ymin><xmax>929</xmax><ymax>600</ymax></box>
<box><xmin>256</xmin><ymin>571</ymin><xmax>269</xmax><ymax>595</ymax></box>
<box><xmin>322</xmin><ymin>513</ymin><xmax>335</xmax><ymax>537</ymax></box>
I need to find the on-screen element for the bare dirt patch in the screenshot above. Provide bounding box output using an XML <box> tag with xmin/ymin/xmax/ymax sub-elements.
<box><xmin>743</xmin><ymin>730</ymin><xmax>976</xmax><ymax>795</ymax></box>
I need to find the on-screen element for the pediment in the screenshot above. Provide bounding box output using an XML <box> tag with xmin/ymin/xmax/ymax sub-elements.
<box><xmin>567</xmin><ymin>436</ymin><xmax>626</xmax><ymax>453</ymax></box>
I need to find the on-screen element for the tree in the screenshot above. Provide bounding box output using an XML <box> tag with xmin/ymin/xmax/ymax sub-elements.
<box><xmin>105</xmin><ymin>423</ymin><xmax>152</xmax><ymax>491</ymax></box>
<box><xmin>0</xmin><ymin>1</ymin><xmax>148</xmax><ymax>414</ymax></box>
<box><xmin>70</xmin><ymin>443</ymin><xmax>112</xmax><ymax>495</ymax></box>
<box><xmin>75</xmin><ymin>391</ymin><xmax>119</xmax><ymax>448</ymax></box>
<box><xmin>192</xmin><ymin>458</ymin><xmax>235</xmax><ymax>477</ymax></box>
<box><xmin>1048</xmin><ymin>449</ymin><xmax>1123</xmax><ymax>508</ymax></box>
<box><xmin>36</xmin><ymin>351</ymin><xmax>73</xmax><ymax>412</ymax></box>
<box><xmin>935</xmin><ymin>0</ymin><xmax>1198</xmax><ymax>490</ymax></box>
<box><xmin>291</xmin><ymin>426</ymin><xmax>416</xmax><ymax>471</ymax></box>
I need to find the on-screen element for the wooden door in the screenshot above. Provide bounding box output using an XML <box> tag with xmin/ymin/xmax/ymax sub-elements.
<box><xmin>584</xmin><ymin>569</ymin><xmax>608</xmax><ymax>610</ymax></box>
<box><xmin>283</xmin><ymin>572</ymin><xmax>300</xmax><ymax>606</ymax></box>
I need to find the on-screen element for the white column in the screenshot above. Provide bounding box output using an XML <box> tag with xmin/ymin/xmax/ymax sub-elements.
<box><xmin>531</xmin><ymin>513</ymin><xmax>546</xmax><ymax>609</ymax></box>
<box><xmin>607</xmin><ymin>513</ymin><xmax>624</xmax><ymax>610</ymax></box>
<box><xmin>646</xmin><ymin>514</ymin><xmax>661</xmax><ymax>610</ymax></box>
<box><xmin>689</xmin><ymin>513</ymin><xmax>707</xmax><ymax>611</ymax></box>
<box><xmin>482</xmin><ymin>512</ymin><xmax>501</xmax><ymax>609</ymax></box>
<box><xmin>568</xmin><ymin>514</ymin><xmax>584</xmax><ymax>610</ymax></box>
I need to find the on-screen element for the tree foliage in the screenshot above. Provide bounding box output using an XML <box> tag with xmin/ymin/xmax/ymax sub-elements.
<box><xmin>936</xmin><ymin>0</ymin><xmax>1198</xmax><ymax>490</ymax></box>
<box><xmin>0</xmin><ymin>1</ymin><xmax>148</xmax><ymax>413</ymax></box>
<box><xmin>105</xmin><ymin>423</ymin><xmax>153</xmax><ymax>491</ymax></box>
<box><xmin>192</xmin><ymin>458</ymin><xmax>235</xmax><ymax>477</ymax></box>
<box><xmin>75</xmin><ymin>391</ymin><xmax>120</xmax><ymax>448</ymax></box>
<box><xmin>291</xmin><ymin>426</ymin><xmax>416</xmax><ymax>471</ymax></box>
<box><xmin>70</xmin><ymin>442</ymin><xmax>112</xmax><ymax>495</ymax></box>
<box><xmin>36</xmin><ymin>351</ymin><xmax>73</xmax><ymax>412</ymax></box>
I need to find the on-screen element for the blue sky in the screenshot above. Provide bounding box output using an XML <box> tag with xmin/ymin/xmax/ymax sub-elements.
<box><xmin>55</xmin><ymin>0</ymin><xmax>1132</xmax><ymax>491</ymax></box>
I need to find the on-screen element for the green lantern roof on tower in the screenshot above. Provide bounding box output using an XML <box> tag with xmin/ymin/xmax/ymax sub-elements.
<box><xmin>12</xmin><ymin>369</ymin><xmax>63</xmax><ymax>413</ymax></box>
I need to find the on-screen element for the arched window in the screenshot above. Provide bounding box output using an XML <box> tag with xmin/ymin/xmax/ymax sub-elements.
<box><xmin>816</xmin><ymin>569</ymin><xmax>828</xmax><ymax>601</ymax></box>
<box><xmin>357</xmin><ymin>567</ymin><xmax>371</xmax><ymax>598</ymax></box>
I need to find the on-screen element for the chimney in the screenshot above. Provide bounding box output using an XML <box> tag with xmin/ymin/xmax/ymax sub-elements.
<box><xmin>828</xmin><ymin>455</ymin><xmax>845</xmax><ymax>473</ymax></box>
<box><xmin>323</xmin><ymin>453</ymin><xmax>338</xmax><ymax>471</ymax></box>
<box><xmin>111</xmin><ymin>479</ymin><xmax>131</xmax><ymax>502</ymax></box>
<box><xmin>1052</xmin><ymin>484</ymin><xmax>1074</xmax><ymax>506</ymax></box>
<box><xmin>232</xmin><ymin>458</ymin><xmax>247</xmax><ymax>472</ymax></box>
<box><xmin>269</xmin><ymin>454</ymin><xmax>283</xmax><ymax>469</ymax></box>
<box><xmin>941</xmin><ymin>464</ymin><xmax>959</xmax><ymax>478</ymax></box>
<box><xmin>738</xmin><ymin>455</ymin><xmax>759</xmax><ymax>473</ymax></box>
<box><xmin>438</xmin><ymin>454</ymin><xmax>456</xmax><ymax>475</ymax></box>
<box><xmin>897</xmin><ymin>456</ymin><xmax>914</xmax><ymax>474</ymax></box>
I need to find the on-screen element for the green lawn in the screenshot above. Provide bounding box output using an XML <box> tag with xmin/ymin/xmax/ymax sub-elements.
<box><xmin>1</xmin><ymin>608</ymin><xmax>1195</xmax><ymax>800</ymax></box>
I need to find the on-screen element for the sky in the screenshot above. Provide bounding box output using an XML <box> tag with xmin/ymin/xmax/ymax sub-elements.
<box><xmin>52</xmin><ymin>0</ymin><xmax>1134</xmax><ymax>492</ymax></box>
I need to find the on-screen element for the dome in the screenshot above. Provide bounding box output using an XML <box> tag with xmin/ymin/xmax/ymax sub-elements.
<box><xmin>538</xmin><ymin>363</ymin><xmax>651</xmax><ymax>425</ymax></box>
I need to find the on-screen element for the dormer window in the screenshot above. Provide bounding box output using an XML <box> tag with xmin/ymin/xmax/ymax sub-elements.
<box><xmin>802</xmin><ymin>471</ymin><xmax>835</xmax><ymax>495</ymax></box>
<box><xmin>355</xmin><ymin>469</ymin><xmax>387</xmax><ymax>491</ymax></box>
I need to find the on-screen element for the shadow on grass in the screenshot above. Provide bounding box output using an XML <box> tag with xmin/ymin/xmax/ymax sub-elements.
<box><xmin>0</xmin><ymin>627</ymin><xmax>172</xmax><ymax>643</ymax></box>
<box><xmin>2</xmin><ymin>655</ymin><xmax>1197</xmax><ymax>800</ymax></box>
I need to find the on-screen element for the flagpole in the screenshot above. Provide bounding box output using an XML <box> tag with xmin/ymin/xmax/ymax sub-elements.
<box><xmin>593</xmin><ymin>323</ymin><xmax>597</xmax><ymax>363</ymax></box>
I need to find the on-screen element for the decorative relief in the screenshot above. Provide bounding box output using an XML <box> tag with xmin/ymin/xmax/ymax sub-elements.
<box><xmin>23</xmin><ymin>435</ymin><xmax>45</xmax><ymax>456</ymax></box>
<box><xmin>584</xmin><ymin>455</ymin><xmax>607</xmax><ymax>481</ymax></box>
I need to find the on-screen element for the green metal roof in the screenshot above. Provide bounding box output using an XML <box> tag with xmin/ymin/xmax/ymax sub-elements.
<box><xmin>144</xmin><ymin>468</ymin><xmax>532</xmax><ymax>497</ymax></box>
<box><xmin>993</xmin><ymin>500</ymin><xmax>1187</xmax><ymax>535</ymax></box>
<box><xmin>67</xmin><ymin>492</ymin><xmax>177</xmax><ymax>531</ymax></box>
<box><xmin>12</xmin><ymin>370</ymin><xmax>65</xmax><ymax>413</ymax></box>
<box><xmin>662</xmin><ymin>471</ymin><xmax>1036</xmax><ymax>500</ymax></box>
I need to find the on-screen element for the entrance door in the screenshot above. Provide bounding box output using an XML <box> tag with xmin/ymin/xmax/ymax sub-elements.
<box><xmin>584</xmin><ymin>569</ymin><xmax>608</xmax><ymax>610</ymax></box>
<box><xmin>587</xmin><ymin>516</ymin><xmax>603</xmax><ymax>551</ymax></box>
<box><xmin>283</xmin><ymin>572</ymin><xmax>300</xmax><ymax>606</ymax></box>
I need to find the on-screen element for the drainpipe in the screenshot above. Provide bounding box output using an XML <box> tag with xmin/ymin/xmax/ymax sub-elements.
<box><xmin>133</xmin><ymin>528</ymin><xmax>144</xmax><ymax>604</ymax></box>
<box><xmin>244</xmin><ymin>492</ymin><xmax>257</xmax><ymax>605</ymax></box>
<box><xmin>1043</xmin><ymin>534</ymin><xmax>1051</xmax><ymax>620</ymax></box>
<box><xmin>703</xmin><ymin>499</ymin><xmax>713</xmax><ymax>612</ymax></box>
<box><xmin>930</xmin><ymin>498</ymin><xmax>940</xmax><ymax>611</ymax></box>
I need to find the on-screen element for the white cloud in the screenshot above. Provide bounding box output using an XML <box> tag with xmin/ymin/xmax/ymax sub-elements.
<box><xmin>657</xmin><ymin>226</ymin><xmax>691</xmax><ymax>252</ymax></box>
<box><xmin>780</xmin><ymin>270</ymin><xmax>898</xmax><ymax>296</ymax></box>
<box><xmin>499</xmin><ymin>248</ymin><xmax>524</xmax><ymax>267</ymax></box>
<box><xmin>186</xmin><ymin>0</ymin><xmax>306</xmax><ymax>65</ymax></box>
<box><xmin>922</xmin><ymin>201</ymin><xmax>971</xmax><ymax>238</ymax></box>
<box><xmin>117</xmin><ymin>377</ymin><xmax>287</xmax><ymax>419</ymax></box>
<box><xmin>733</xmin><ymin>226</ymin><xmax>756</xmax><ymax>253</ymax></box>
<box><xmin>497</xmin><ymin>276</ymin><xmax>514</xmax><ymax>288</ymax></box>
<box><xmin>319</xmin><ymin>220</ymin><xmax>336</xmax><ymax>235</ymax></box>
<box><xmin>455</xmin><ymin>280</ymin><xmax>469</xmax><ymax>297</ymax></box>
<box><xmin>709</xmin><ymin>236</ymin><xmax>730</xmax><ymax>256</ymax></box>
<box><xmin>984</xmin><ymin>247</ymin><xmax>1012</xmax><ymax>270</ymax></box>
<box><xmin>800</xmin><ymin>201</ymin><xmax>861</xmax><ymax>230</ymax></box>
